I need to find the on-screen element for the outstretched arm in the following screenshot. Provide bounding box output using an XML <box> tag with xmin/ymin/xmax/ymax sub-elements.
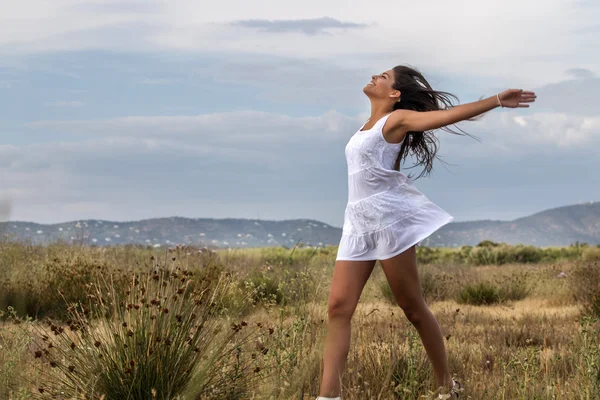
<box><xmin>386</xmin><ymin>89</ymin><xmax>536</xmax><ymax>137</ymax></box>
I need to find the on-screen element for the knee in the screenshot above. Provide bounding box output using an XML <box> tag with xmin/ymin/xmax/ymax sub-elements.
<box><xmin>401</xmin><ymin>303</ymin><xmax>428</xmax><ymax>325</ymax></box>
<box><xmin>327</xmin><ymin>296</ymin><xmax>355</xmax><ymax>320</ymax></box>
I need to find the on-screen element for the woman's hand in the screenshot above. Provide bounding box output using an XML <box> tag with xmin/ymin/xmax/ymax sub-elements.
<box><xmin>498</xmin><ymin>89</ymin><xmax>537</xmax><ymax>108</ymax></box>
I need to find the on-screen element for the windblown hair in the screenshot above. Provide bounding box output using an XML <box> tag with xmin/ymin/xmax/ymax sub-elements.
<box><xmin>391</xmin><ymin>65</ymin><xmax>476</xmax><ymax>179</ymax></box>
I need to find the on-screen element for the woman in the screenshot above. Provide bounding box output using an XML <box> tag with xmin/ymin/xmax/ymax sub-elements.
<box><xmin>317</xmin><ymin>65</ymin><xmax>536</xmax><ymax>400</ymax></box>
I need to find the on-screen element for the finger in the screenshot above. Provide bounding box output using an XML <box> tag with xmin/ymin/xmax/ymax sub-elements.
<box><xmin>521</xmin><ymin>98</ymin><xmax>536</xmax><ymax>102</ymax></box>
<box><xmin>518</xmin><ymin>104</ymin><xmax>530</xmax><ymax>108</ymax></box>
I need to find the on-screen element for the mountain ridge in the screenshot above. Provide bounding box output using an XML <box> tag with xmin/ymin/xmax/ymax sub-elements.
<box><xmin>2</xmin><ymin>201</ymin><xmax>599</xmax><ymax>248</ymax></box>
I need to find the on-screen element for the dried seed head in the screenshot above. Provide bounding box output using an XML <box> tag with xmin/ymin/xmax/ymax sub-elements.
<box><xmin>94</xmin><ymin>341</ymin><xmax>101</xmax><ymax>348</ymax></box>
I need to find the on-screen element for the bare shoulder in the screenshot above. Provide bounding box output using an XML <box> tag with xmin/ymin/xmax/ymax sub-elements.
<box><xmin>382</xmin><ymin>110</ymin><xmax>410</xmax><ymax>144</ymax></box>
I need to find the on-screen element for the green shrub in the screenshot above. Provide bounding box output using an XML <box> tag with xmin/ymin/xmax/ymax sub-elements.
<box><xmin>458</xmin><ymin>282</ymin><xmax>501</xmax><ymax>305</ymax></box>
<box><xmin>570</xmin><ymin>260</ymin><xmax>600</xmax><ymax>318</ymax></box>
<box><xmin>498</xmin><ymin>272</ymin><xmax>533</xmax><ymax>301</ymax></box>
<box><xmin>379</xmin><ymin>280</ymin><xmax>396</xmax><ymax>305</ymax></box>
<box><xmin>582</xmin><ymin>248</ymin><xmax>600</xmax><ymax>262</ymax></box>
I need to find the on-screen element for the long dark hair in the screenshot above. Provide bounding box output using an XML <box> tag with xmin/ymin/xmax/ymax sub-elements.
<box><xmin>391</xmin><ymin>65</ymin><xmax>476</xmax><ymax>179</ymax></box>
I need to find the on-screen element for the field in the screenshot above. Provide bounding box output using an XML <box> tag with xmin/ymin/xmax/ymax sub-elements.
<box><xmin>0</xmin><ymin>240</ymin><xmax>599</xmax><ymax>399</ymax></box>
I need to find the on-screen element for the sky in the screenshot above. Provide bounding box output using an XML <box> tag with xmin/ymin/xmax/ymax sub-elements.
<box><xmin>1</xmin><ymin>0</ymin><xmax>599</xmax><ymax>227</ymax></box>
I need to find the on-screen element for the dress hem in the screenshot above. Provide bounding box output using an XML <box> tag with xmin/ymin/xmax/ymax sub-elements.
<box><xmin>335</xmin><ymin>212</ymin><xmax>454</xmax><ymax>262</ymax></box>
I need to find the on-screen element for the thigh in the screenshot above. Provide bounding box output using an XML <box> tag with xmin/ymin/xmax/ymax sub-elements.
<box><xmin>328</xmin><ymin>259</ymin><xmax>377</xmax><ymax>314</ymax></box>
<box><xmin>379</xmin><ymin>246</ymin><xmax>426</xmax><ymax>310</ymax></box>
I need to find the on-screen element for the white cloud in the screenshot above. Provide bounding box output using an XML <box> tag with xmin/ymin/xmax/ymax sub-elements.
<box><xmin>1</xmin><ymin>0</ymin><xmax>598</xmax><ymax>84</ymax></box>
<box><xmin>5</xmin><ymin>101</ymin><xmax>600</xmax><ymax>225</ymax></box>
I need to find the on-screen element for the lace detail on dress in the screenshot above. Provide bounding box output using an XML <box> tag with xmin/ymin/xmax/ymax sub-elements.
<box><xmin>345</xmin><ymin>113</ymin><xmax>402</xmax><ymax>175</ymax></box>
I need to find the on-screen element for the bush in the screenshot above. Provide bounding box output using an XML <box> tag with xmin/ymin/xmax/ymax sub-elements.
<box><xmin>457</xmin><ymin>282</ymin><xmax>501</xmax><ymax>305</ymax></box>
<box><xmin>582</xmin><ymin>248</ymin><xmax>600</xmax><ymax>262</ymax></box>
<box><xmin>498</xmin><ymin>272</ymin><xmax>533</xmax><ymax>302</ymax></box>
<box><xmin>22</xmin><ymin>265</ymin><xmax>268</xmax><ymax>399</ymax></box>
<box><xmin>570</xmin><ymin>260</ymin><xmax>600</xmax><ymax>318</ymax></box>
<box><xmin>379</xmin><ymin>280</ymin><xmax>396</xmax><ymax>305</ymax></box>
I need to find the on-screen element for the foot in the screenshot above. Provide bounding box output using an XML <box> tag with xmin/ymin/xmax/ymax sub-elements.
<box><xmin>436</xmin><ymin>379</ymin><xmax>462</xmax><ymax>399</ymax></box>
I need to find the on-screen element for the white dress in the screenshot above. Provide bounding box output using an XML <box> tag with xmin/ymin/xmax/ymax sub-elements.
<box><xmin>336</xmin><ymin>112</ymin><xmax>454</xmax><ymax>261</ymax></box>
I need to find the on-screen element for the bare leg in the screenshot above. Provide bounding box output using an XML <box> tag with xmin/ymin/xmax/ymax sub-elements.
<box><xmin>318</xmin><ymin>259</ymin><xmax>376</xmax><ymax>398</ymax></box>
<box><xmin>379</xmin><ymin>246</ymin><xmax>453</xmax><ymax>391</ymax></box>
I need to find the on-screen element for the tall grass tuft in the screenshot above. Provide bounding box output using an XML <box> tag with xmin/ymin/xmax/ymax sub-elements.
<box><xmin>22</xmin><ymin>260</ymin><xmax>269</xmax><ymax>399</ymax></box>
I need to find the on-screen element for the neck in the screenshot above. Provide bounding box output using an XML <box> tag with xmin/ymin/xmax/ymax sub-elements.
<box><xmin>369</xmin><ymin>100</ymin><xmax>394</xmax><ymax>120</ymax></box>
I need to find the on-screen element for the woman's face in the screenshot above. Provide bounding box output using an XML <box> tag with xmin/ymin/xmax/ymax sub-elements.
<box><xmin>363</xmin><ymin>68</ymin><xmax>399</xmax><ymax>101</ymax></box>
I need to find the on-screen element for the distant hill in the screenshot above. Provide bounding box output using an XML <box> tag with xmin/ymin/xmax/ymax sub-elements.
<box><xmin>430</xmin><ymin>201</ymin><xmax>600</xmax><ymax>247</ymax></box>
<box><xmin>1</xmin><ymin>201</ymin><xmax>599</xmax><ymax>248</ymax></box>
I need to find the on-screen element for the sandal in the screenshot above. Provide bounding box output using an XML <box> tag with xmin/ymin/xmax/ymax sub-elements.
<box><xmin>437</xmin><ymin>379</ymin><xmax>462</xmax><ymax>399</ymax></box>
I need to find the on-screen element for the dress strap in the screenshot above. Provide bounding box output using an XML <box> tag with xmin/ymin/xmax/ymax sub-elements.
<box><xmin>375</xmin><ymin>112</ymin><xmax>394</xmax><ymax>131</ymax></box>
<box><xmin>359</xmin><ymin>112</ymin><xmax>394</xmax><ymax>132</ymax></box>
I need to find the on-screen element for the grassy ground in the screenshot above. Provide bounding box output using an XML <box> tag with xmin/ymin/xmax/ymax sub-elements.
<box><xmin>0</xmin><ymin>241</ymin><xmax>599</xmax><ymax>399</ymax></box>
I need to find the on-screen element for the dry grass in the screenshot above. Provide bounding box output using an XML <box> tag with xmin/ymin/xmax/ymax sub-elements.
<box><xmin>0</xmin><ymin>241</ymin><xmax>599</xmax><ymax>399</ymax></box>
